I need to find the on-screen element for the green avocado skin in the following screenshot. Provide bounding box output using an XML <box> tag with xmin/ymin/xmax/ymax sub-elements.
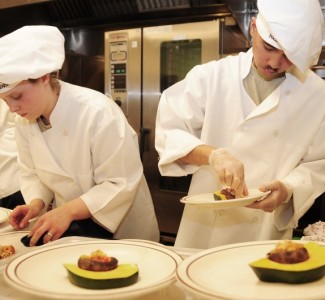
<box><xmin>64</xmin><ymin>263</ymin><xmax>139</xmax><ymax>289</ymax></box>
<box><xmin>251</xmin><ymin>266</ymin><xmax>325</xmax><ymax>284</ymax></box>
<box><xmin>249</xmin><ymin>242</ymin><xmax>325</xmax><ymax>284</ymax></box>
<box><xmin>213</xmin><ymin>192</ymin><xmax>226</xmax><ymax>201</ymax></box>
<box><xmin>67</xmin><ymin>271</ymin><xmax>139</xmax><ymax>289</ymax></box>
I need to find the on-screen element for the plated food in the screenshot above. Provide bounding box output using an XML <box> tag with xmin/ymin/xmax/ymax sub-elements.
<box><xmin>64</xmin><ymin>249</ymin><xmax>139</xmax><ymax>289</ymax></box>
<box><xmin>0</xmin><ymin>231</ymin><xmax>32</xmax><ymax>268</ymax></box>
<box><xmin>0</xmin><ymin>245</ymin><xmax>15</xmax><ymax>259</ymax></box>
<box><xmin>213</xmin><ymin>187</ymin><xmax>236</xmax><ymax>200</ymax></box>
<box><xmin>176</xmin><ymin>240</ymin><xmax>325</xmax><ymax>300</ymax></box>
<box><xmin>180</xmin><ymin>189</ymin><xmax>269</xmax><ymax>209</ymax></box>
<box><xmin>4</xmin><ymin>240</ymin><xmax>182</xmax><ymax>300</ymax></box>
<box><xmin>249</xmin><ymin>240</ymin><xmax>325</xmax><ymax>284</ymax></box>
<box><xmin>78</xmin><ymin>249</ymin><xmax>119</xmax><ymax>271</ymax></box>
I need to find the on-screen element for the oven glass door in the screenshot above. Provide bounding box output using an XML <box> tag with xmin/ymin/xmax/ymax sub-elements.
<box><xmin>159</xmin><ymin>39</ymin><xmax>202</xmax><ymax>193</ymax></box>
<box><xmin>142</xmin><ymin>20</ymin><xmax>220</xmax><ymax>237</ymax></box>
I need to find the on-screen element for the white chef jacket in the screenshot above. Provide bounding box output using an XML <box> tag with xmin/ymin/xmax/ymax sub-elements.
<box><xmin>15</xmin><ymin>81</ymin><xmax>159</xmax><ymax>241</ymax></box>
<box><xmin>0</xmin><ymin>101</ymin><xmax>20</xmax><ymax>199</ymax></box>
<box><xmin>156</xmin><ymin>48</ymin><xmax>325</xmax><ymax>248</ymax></box>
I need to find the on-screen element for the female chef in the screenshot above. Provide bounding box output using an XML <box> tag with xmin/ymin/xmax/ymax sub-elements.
<box><xmin>0</xmin><ymin>101</ymin><xmax>24</xmax><ymax>209</ymax></box>
<box><xmin>155</xmin><ymin>0</ymin><xmax>325</xmax><ymax>248</ymax></box>
<box><xmin>0</xmin><ymin>25</ymin><xmax>159</xmax><ymax>245</ymax></box>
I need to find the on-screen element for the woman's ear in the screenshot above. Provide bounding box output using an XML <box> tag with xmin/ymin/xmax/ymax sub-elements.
<box><xmin>250</xmin><ymin>17</ymin><xmax>257</xmax><ymax>37</ymax></box>
<box><xmin>40</xmin><ymin>73</ymin><xmax>51</xmax><ymax>84</ymax></box>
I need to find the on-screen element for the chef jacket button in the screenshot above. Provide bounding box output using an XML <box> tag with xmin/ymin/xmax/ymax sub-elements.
<box><xmin>218</xmin><ymin>209</ymin><xmax>227</xmax><ymax>216</ymax></box>
<box><xmin>273</xmin><ymin>130</ymin><xmax>279</xmax><ymax>137</ymax></box>
<box><xmin>251</xmin><ymin>216</ymin><xmax>259</xmax><ymax>224</ymax></box>
<box><xmin>241</xmin><ymin>125</ymin><xmax>248</xmax><ymax>132</ymax></box>
<box><xmin>285</xmin><ymin>90</ymin><xmax>291</xmax><ymax>96</ymax></box>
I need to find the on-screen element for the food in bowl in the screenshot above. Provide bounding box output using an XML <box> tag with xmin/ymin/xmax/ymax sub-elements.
<box><xmin>0</xmin><ymin>245</ymin><xmax>15</xmax><ymax>259</ymax></box>
<box><xmin>249</xmin><ymin>240</ymin><xmax>325</xmax><ymax>284</ymax></box>
<box><xmin>64</xmin><ymin>249</ymin><xmax>139</xmax><ymax>289</ymax></box>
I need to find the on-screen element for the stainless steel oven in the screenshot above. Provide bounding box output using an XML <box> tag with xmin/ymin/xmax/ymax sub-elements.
<box><xmin>104</xmin><ymin>20</ymin><xmax>220</xmax><ymax>241</ymax></box>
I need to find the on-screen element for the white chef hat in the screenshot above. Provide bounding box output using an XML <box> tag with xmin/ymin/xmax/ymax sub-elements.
<box><xmin>256</xmin><ymin>0</ymin><xmax>324</xmax><ymax>73</ymax></box>
<box><xmin>0</xmin><ymin>25</ymin><xmax>65</xmax><ymax>93</ymax></box>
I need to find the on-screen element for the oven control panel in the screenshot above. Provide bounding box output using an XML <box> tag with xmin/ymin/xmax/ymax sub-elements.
<box><xmin>108</xmin><ymin>33</ymin><xmax>128</xmax><ymax>114</ymax></box>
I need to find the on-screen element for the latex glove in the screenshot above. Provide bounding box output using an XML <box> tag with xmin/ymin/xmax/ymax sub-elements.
<box><xmin>247</xmin><ymin>180</ymin><xmax>291</xmax><ymax>212</ymax></box>
<box><xmin>209</xmin><ymin>148</ymin><xmax>248</xmax><ymax>198</ymax></box>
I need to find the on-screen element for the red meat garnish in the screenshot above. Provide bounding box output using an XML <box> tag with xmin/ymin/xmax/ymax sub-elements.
<box><xmin>220</xmin><ymin>187</ymin><xmax>236</xmax><ymax>199</ymax></box>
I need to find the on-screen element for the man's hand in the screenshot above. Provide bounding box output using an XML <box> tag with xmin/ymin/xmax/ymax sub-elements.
<box><xmin>209</xmin><ymin>148</ymin><xmax>248</xmax><ymax>198</ymax></box>
<box><xmin>247</xmin><ymin>180</ymin><xmax>290</xmax><ymax>212</ymax></box>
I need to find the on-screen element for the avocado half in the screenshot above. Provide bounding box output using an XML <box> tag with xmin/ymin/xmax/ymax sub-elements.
<box><xmin>249</xmin><ymin>242</ymin><xmax>325</xmax><ymax>284</ymax></box>
<box><xmin>213</xmin><ymin>191</ymin><xmax>227</xmax><ymax>200</ymax></box>
<box><xmin>64</xmin><ymin>263</ymin><xmax>139</xmax><ymax>289</ymax></box>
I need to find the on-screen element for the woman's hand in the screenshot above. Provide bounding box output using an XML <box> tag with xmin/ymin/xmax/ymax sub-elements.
<box><xmin>28</xmin><ymin>198</ymin><xmax>91</xmax><ymax>246</ymax></box>
<box><xmin>9</xmin><ymin>199</ymin><xmax>44</xmax><ymax>229</ymax></box>
<box><xmin>247</xmin><ymin>180</ymin><xmax>290</xmax><ymax>212</ymax></box>
<box><xmin>28</xmin><ymin>206</ymin><xmax>74</xmax><ymax>246</ymax></box>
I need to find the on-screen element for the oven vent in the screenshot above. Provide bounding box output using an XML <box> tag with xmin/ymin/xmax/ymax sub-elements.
<box><xmin>135</xmin><ymin>0</ymin><xmax>190</xmax><ymax>12</ymax></box>
<box><xmin>0</xmin><ymin>0</ymin><xmax>229</xmax><ymax>33</ymax></box>
<box><xmin>47</xmin><ymin>0</ymin><xmax>228</xmax><ymax>25</ymax></box>
<box><xmin>49</xmin><ymin>0</ymin><xmax>139</xmax><ymax>22</ymax></box>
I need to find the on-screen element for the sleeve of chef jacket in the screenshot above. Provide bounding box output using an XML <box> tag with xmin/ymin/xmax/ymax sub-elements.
<box><xmin>80</xmin><ymin>104</ymin><xmax>144</xmax><ymax>232</ymax></box>
<box><xmin>155</xmin><ymin>64</ymin><xmax>210</xmax><ymax>177</ymax></box>
<box><xmin>274</xmin><ymin>118</ymin><xmax>325</xmax><ymax>231</ymax></box>
<box><xmin>0</xmin><ymin>103</ymin><xmax>21</xmax><ymax>194</ymax></box>
<box><xmin>0</xmin><ymin>103</ymin><xmax>17</xmax><ymax>165</ymax></box>
<box><xmin>15</xmin><ymin>118</ymin><xmax>55</xmax><ymax>208</ymax></box>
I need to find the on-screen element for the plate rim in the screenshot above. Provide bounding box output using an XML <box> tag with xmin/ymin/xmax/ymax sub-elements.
<box><xmin>4</xmin><ymin>239</ymin><xmax>183</xmax><ymax>300</ymax></box>
<box><xmin>180</xmin><ymin>189</ymin><xmax>270</xmax><ymax>208</ymax></box>
<box><xmin>0</xmin><ymin>207</ymin><xmax>10</xmax><ymax>223</ymax></box>
<box><xmin>176</xmin><ymin>240</ymin><xmax>325</xmax><ymax>300</ymax></box>
<box><xmin>0</xmin><ymin>230</ymin><xmax>30</xmax><ymax>237</ymax></box>
<box><xmin>0</xmin><ymin>231</ymin><xmax>32</xmax><ymax>268</ymax></box>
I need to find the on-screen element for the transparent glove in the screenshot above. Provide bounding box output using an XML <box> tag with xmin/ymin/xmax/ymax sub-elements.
<box><xmin>209</xmin><ymin>148</ymin><xmax>248</xmax><ymax>198</ymax></box>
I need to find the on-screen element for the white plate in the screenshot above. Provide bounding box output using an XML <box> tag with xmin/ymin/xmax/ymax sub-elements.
<box><xmin>4</xmin><ymin>240</ymin><xmax>183</xmax><ymax>300</ymax></box>
<box><xmin>180</xmin><ymin>189</ymin><xmax>270</xmax><ymax>209</ymax></box>
<box><xmin>176</xmin><ymin>240</ymin><xmax>325</xmax><ymax>300</ymax></box>
<box><xmin>0</xmin><ymin>207</ymin><xmax>10</xmax><ymax>224</ymax></box>
<box><xmin>0</xmin><ymin>231</ymin><xmax>32</xmax><ymax>268</ymax></box>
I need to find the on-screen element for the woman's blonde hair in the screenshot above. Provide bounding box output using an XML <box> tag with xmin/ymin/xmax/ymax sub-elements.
<box><xmin>28</xmin><ymin>71</ymin><xmax>61</xmax><ymax>95</ymax></box>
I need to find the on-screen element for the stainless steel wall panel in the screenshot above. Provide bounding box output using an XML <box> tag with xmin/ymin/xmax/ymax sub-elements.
<box><xmin>104</xmin><ymin>28</ymin><xmax>142</xmax><ymax>135</ymax></box>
